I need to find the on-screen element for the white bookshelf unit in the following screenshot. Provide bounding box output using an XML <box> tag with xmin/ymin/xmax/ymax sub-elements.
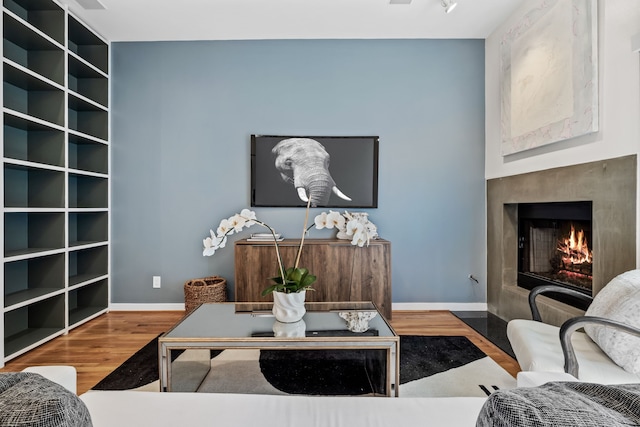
<box><xmin>1</xmin><ymin>0</ymin><xmax>109</xmax><ymax>365</ymax></box>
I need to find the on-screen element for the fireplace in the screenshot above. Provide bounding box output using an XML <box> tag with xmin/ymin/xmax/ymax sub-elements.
<box><xmin>517</xmin><ymin>202</ymin><xmax>593</xmax><ymax>310</ymax></box>
<box><xmin>486</xmin><ymin>155</ymin><xmax>636</xmax><ymax>326</ymax></box>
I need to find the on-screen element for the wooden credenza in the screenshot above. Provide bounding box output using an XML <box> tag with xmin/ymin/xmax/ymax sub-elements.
<box><xmin>234</xmin><ymin>239</ymin><xmax>392</xmax><ymax>319</ymax></box>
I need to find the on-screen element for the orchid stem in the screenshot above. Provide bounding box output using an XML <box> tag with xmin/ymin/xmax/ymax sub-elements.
<box><xmin>253</xmin><ymin>220</ymin><xmax>286</xmax><ymax>285</ymax></box>
<box><xmin>294</xmin><ymin>199</ymin><xmax>312</xmax><ymax>269</ymax></box>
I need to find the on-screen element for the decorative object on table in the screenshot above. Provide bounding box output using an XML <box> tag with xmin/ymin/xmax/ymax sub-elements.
<box><xmin>338</xmin><ymin>311</ymin><xmax>378</xmax><ymax>333</ymax></box>
<box><xmin>246</xmin><ymin>233</ymin><xmax>284</xmax><ymax>242</ymax></box>
<box><xmin>272</xmin><ymin>319</ymin><xmax>306</xmax><ymax>337</ymax></box>
<box><xmin>251</xmin><ymin>135</ymin><xmax>379</xmax><ymax>208</ymax></box>
<box><xmin>202</xmin><ymin>200</ymin><xmax>316</xmax><ymax>316</ymax></box>
<box><xmin>500</xmin><ymin>0</ymin><xmax>598</xmax><ymax>155</ymax></box>
<box><xmin>314</xmin><ymin>210</ymin><xmax>378</xmax><ymax>247</ymax></box>
<box><xmin>183</xmin><ymin>276</ymin><xmax>227</xmax><ymax>314</ymax></box>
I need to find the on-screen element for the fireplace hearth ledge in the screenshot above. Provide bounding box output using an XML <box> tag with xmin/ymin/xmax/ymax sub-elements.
<box><xmin>487</xmin><ymin>155</ymin><xmax>637</xmax><ymax>327</ymax></box>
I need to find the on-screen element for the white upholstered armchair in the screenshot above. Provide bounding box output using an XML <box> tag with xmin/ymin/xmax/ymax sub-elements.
<box><xmin>507</xmin><ymin>270</ymin><xmax>640</xmax><ymax>384</ymax></box>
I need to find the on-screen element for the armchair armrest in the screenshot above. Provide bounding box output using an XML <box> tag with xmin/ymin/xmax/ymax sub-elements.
<box><xmin>559</xmin><ymin>316</ymin><xmax>640</xmax><ymax>378</ymax></box>
<box><xmin>528</xmin><ymin>285</ymin><xmax>593</xmax><ymax>321</ymax></box>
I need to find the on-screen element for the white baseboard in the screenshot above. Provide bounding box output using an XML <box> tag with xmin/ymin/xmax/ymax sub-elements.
<box><xmin>109</xmin><ymin>302</ymin><xmax>488</xmax><ymax>312</ymax></box>
<box><xmin>109</xmin><ymin>303</ymin><xmax>185</xmax><ymax>311</ymax></box>
<box><xmin>392</xmin><ymin>302</ymin><xmax>488</xmax><ymax>311</ymax></box>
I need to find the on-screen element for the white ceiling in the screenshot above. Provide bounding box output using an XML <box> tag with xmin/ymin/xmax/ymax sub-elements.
<box><xmin>57</xmin><ymin>0</ymin><xmax>528</xmax><ymax>42</ymax></box>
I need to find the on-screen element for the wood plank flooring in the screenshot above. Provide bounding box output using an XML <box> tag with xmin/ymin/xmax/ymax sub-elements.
<box><xmin>0</xmin><ymin>310</ymin><xmax>520</xmax><ymax>394</ymax></box>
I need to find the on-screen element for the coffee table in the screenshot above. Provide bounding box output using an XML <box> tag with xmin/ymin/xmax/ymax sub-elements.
<box><xmin>158</xmin><ymin>301</ymin><xmax>399</xmax><ymax>396</ymax></box>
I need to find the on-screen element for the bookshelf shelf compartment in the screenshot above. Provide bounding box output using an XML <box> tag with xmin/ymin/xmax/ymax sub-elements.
<box><xmin>68</xmin><ymin>211</ymin><xmax>107</xmax><ymax>247</ymax></box>
<box><xmin>4</xmin><ymin>253</ymin><xmax>64</xmax><ymax>308</ymax></box>
<box><xmin>4</xmin><ymin>163</ymin><xmax>64</xmax><ymax>208</ymax></box>
<box><xmin>68</xmin><ymin>245</ymin><xmax>107</xmax><ymax>287</ymax></box>
<box><xmin>68</xmin><ymin>55</ymin><xmax>107</xmax><ymax>107</ymax></box>
<box><xmin>2</xmin><ymin>12</ymin><xmax>64</xmax><ymax>85</ymax></box>
<box><xmin>68</xmin><ymin>173</ymin><xmax>107</xmax><ymax>209</ymax></box>
<box><xmin>4</xmin><ymin>293</ymin><xmax>65</xmax><ymax>358</ymax></box>
<box><xmin>3</xmin><ymin>62</ymin><xmax>65</xmax><ymax>126</ymax></box>
<box><xmin>68</xmin><ymin>93</ymin><xmax>107</xmax><ymax>140</ymax></box>
<box><xmin>68</xmin><ymin>16</ymin><xmax>107</xmax><ymax>74</ymax></box>
<box><xmin>4</xmin><ymin>211</ymin><xmax>64</xmax><ymax>256</ymax></box>
<box><xmin>68</xmin><ymin>278</ymin><xmax>107</xmax><ymax>326</ymax></box>
<box><xmin>4</xmin><ymin>112</ymin><xmax>64</xmax><ymax>167</ymax></box>
<box><xmin>3</xmin><ymin>0</ymin><xmax>65</xmax><ymax>45</ymax></box>
<box><xmin>68</xmin><ymin>133</ymin><xmax>107</xmax><ymax>174</ymax></box>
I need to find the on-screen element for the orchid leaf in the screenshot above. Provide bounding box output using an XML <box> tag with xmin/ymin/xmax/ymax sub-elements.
<box><xmin>262</xmin><ymin>266</ymin><xmax>317</xmax><ymax>295</ymax></box>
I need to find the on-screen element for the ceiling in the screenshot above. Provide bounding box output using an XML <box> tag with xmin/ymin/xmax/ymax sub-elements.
<box><xmin>57</xmin><ymin>0</ymin><xmax>528</xmax><ymax>42</ymax></box>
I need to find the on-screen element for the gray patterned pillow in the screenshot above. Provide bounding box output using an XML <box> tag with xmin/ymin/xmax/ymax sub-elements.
<box><xmin>476</xmin><ymin>382</ymin><xmax>640</xmax><ymax>426</ymax></box>
<box><xmin>584</xmin><ymin>269</ymin><xmax>640</xmax><ymax>374</ymax></box>
<box><xmin>0</xmin><ymin>372</ymin><xmax>92</xmax><ymax>426</ymax></box>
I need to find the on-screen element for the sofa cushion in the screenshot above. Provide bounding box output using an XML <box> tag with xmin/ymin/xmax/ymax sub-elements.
<box><xmin>0</xmin><ymin>372</ymin><xmax>92</xmax><ymax>427</ymax></box>
<box><xmin>506</xmin><ymin>319</ymin><xmax>638</xmax><ymax>383</ymax></box>
<box><xmin>476</xmin><ymin>382</ymin><xmax>640</xmax><ymax>427</ymax></box>
<box><xmin>584</xmin><ymin>269</ymin><xmax>640</xmax><ymax>374</ymax></box>
<box><xmin>81</xmin><ymin>391</ymin><xmax>487</xmax><ymax>427</ymax></box>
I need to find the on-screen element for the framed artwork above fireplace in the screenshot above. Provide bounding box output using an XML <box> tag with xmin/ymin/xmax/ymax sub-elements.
<box><xmin>500</xmin><ymin>0</ymin><xmax>598</xmax><ymax>155</ymax></box>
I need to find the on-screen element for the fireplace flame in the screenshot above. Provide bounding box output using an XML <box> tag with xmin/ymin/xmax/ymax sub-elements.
<box><xmin>557</xmin><ymin>224</ymin><xmax>592</xmax><ymax>265</ymax></box>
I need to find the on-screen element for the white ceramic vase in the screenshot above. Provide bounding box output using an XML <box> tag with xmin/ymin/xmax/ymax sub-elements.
<box><xmin>272</xmin><ymin>290</ymin><xmax>306</xmax><ymax>323</ymax></box>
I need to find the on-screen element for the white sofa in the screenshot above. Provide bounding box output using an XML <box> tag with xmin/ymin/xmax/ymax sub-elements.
<box><xmin>24</xmin><ymin>367</ymin><xmax>598</xmax><ymax>426</ymax></box>
<box><xmin>80</xmin><ymin>390</ymin><xmax>488</xmax><ymax>427</ymax></box>
<box><xmin>24</xmin><ymin>365</ymin><xmax>488</xmax><ymax>427</ymax></box>
<box><xmin>508</xmin><ymin>318</ymin><xmax>640</xmax><ymax>384</ymax></box>
<box><xmin>508</xmin><ymin>271</ymin><xmax>640</xmax><ymax>384</ymax></box>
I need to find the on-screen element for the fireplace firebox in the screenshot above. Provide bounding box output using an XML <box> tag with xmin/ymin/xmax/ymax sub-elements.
<box><xmin>517</xmin><ymin>201</ymin><xmax>593</xmax><ymax>310</ymax></box>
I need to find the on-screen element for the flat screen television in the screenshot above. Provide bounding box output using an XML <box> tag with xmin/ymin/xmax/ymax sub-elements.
<box><xmin>251</xmin><ymin>135</ymin><xmax>379</xmax><ymax>208</ymax></box>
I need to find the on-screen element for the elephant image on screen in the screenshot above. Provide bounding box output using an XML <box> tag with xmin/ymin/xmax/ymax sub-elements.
<box><xmin>251</xmin><ymin>135</ymin><xmax>379</xmax><ymax>208</ymax></box>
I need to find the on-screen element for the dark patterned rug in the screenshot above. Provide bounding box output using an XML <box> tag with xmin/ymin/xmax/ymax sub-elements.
<box><xmin>93</xmin><ymin>335</ymin><xmax>515</xmax><ymax>396</ymax></box>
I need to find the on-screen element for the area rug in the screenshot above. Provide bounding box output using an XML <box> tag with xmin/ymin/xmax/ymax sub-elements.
<box><xmin>92</xmin><ymin>335</ymin><xmax>515</xmax><ymax>397</ymax></box>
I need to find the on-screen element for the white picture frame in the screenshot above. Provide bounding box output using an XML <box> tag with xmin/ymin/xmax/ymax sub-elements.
<box><xmin>500</xmin><ymin>0</ymin><xmax>598</xmax><ymax>156</ymax></box>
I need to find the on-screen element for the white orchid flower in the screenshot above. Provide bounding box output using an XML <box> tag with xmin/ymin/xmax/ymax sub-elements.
<box><xmin>351</xmin><ymin>230</ymin><xmax>367</xmax><ymax>247</ymax></box>
<box><xmin>203</xmin><ymin>229</ymin><xmax>229</xmax><ymax>255</ymax></box>
<box><xmin>228</xmin><ymin>214</ymin><xmax>246</xmax><ymax>232</ymax></box>
<box><xmin>216</xmin><ymin>234</ymin><xmax>227</xmax><ymax>249</ymax></box>
<box><xmin>202</xmin><ymin>234</ymin><xmax>217</xmax><ymax>256</ymax></box>
<box><xmin>203</xmin><ymin>236</ymin><xmax>216</xmax><ymax>256</ymax></box>
<box><xmin>327</xmin><ymin>211</ymin><xmax>346</xmax><ymax>230</ymax></box>
<box><xmin>240</xmin><ymin>209</ymin><xmax>257</xmax><ymax>226</ymax></box>
<box><xmin>365</xmin><ymin>223</ymin><xmax>378</xmax><ymax>239</ymax></box>
<box><xmin>217</xmin><ymin>218</ymin><xmax>234</xmax><ymax>236</ymax></box>
<box><xmin>314</xmin><ymin>212</ymin><xmax>329</xmax><ymax>229</ymax></box>
<box><xmin>346</xmin><ymin>220</ymin><xmax>364</xmax><ymax>236</ymax></box>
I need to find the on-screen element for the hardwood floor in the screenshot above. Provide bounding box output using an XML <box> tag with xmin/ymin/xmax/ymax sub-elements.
<box><xmin>0</xmin><ymin>310</ymin><xmax>520</xmax><ymax>394</ymax></box>
<box><xmin>390</xmin><ymin>311</ymin><xmax>521</xmax><ymax>378</ymax></box>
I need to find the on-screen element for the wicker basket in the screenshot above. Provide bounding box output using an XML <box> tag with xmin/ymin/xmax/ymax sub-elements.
<box><xmin>184</xmin><ymin>276</ymin><xmax>227</xmax><ymax>313</ymax></box>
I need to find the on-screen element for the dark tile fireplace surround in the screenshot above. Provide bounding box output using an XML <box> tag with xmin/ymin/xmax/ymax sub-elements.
<box><xmin>487</xmin><ymin>155</ymin><xmax>637</xmax><ymax>326</ymax></box>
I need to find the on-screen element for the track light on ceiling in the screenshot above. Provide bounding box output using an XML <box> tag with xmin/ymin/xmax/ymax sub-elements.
<box><xmin>441</xmin><ymin>0</ymin><xmax>457</xmax><ymax>14</ymax></box>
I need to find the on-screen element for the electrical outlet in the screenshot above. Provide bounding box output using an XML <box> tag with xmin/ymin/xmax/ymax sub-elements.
<box><xmin>153</xmin><ymin>276</ymin><xmax>161</xmax><ymax>289</ymax></box>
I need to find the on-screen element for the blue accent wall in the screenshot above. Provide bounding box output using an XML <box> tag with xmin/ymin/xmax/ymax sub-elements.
<box><xmin>111</xmin><ymin>39</ymin><xmax>486</xmax><ymax>304</ymax></box>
